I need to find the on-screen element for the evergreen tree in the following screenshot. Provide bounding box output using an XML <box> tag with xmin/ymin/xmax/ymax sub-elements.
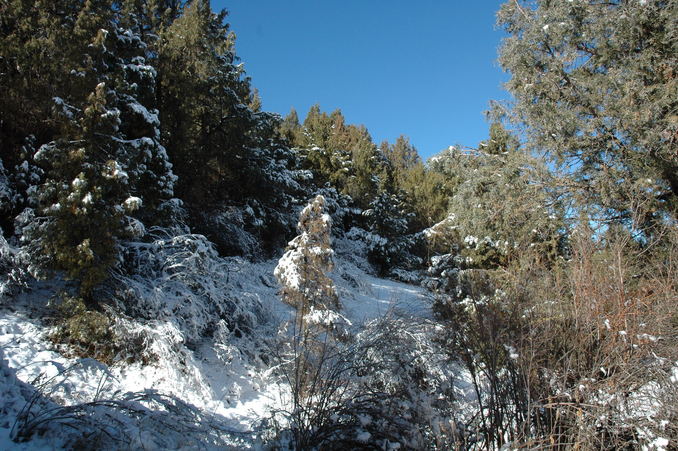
<box><xmin>154</xmin><ymin>0</ymin><xmax>302</xmax><ymax>253</ymax></box>
<box><xmin>274</xmin><ymin>195</ymin><xmax>340</xmax><ymax>334</ymax></box>
<box><xmin>0</xmin><ymin>1</ymin><xmax>85</xmax><ymax>233</ymax></box>
<box><xmin>428</xmin><ymin>146</ymin><xmax>562</xmax><ymax>269</ymax></box>
<box><xmin>279</xmin><ymin>107</ymin><xmax>302</xmax><ymax>145</ymax></box>
<box><xmin>384</xmin><ymin>135</ymin><xmax>421</xmax><ymax>183</ymax></box>
<box><xmin>362</xmin><ymin>191</ymin><xmax>420</xmax><ymax>275</ymax></box>
<box><xmin>402</xmin><ymin>162</ymin><xmax>451</xmax><ymax>230</ymax></box>
<box><xmin>299</xmin><ymin>104</ymin><xmax>332</xmax><ymax>149</ymax></box>
<box><xmin>497</xmin><ymin>0</ymin><xmax>678</xmax><ymax>220</ymax></box>
<box><xmin>380</xmin><ymin>136</ymin><xmax>450</xmax><ymax>229</ymax></box>
<box><xmin>290</xmin><ymin>104</ymin><xmax>392</xmax><ymax>209</ymax></box>
<box><xmin>156</xmin><ymin>0</ymin><xmax>251</xmax><ymax>205</ymax></box>
<box><xmin>479</xmin><ymin>122</ymin><xmax>519</xmax><ymax>155</ymax></box>
<box><xmin>296</xmin><ymin>105</ymin><xmax>353</xmax><ymax>190</ymax></box>
<box><xmin>22</xmin><ymin>2</ymin><xmax>174</xmax><ymax>298</ymax></box>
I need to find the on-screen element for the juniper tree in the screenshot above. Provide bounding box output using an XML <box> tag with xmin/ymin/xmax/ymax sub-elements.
<box><xmin>290</xmin><ymin>105</ymin><xmax>391</xmax><ymax>209</ymax></box>
<box><xmin>497</xmin><ymin>0</ymin><xmax>678</xmax><ymax>221</ymax></box>
<box><xmin>274</xmin><ymin>195</ymin><xmax>340</xmax><ymax>335</ymax></box>
<box><xmin>279</xmin><ymin>108</ymin><xmax>302</xmax><ymax>145</ymax></box>
<box><xmin>428</xmin><ymin>146</ymin><xmax>562</xmax><ymax>270</ymax></box>
<box><xmin>274</xmin><ymin>195</ymin><xmax>350</xmax><ymax>421</ymax></box>
<box><xmin>22</xmin><ymin>3</ymin><xmax>175</xmax><ymax>298</ymax></box>
<box><xmin>383</xmin><ymin>135</ymin><xmax>421</xmax><ymax>181</ymax></box>
<box><xmin>380</xmin><ymin>136</ymin><xmax>451</xmax><ymax>229</ymax></box>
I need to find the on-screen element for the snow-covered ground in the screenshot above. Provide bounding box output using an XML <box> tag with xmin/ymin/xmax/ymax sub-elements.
<box><xmin>0</xmin><ymin>241</ymin><xmax>436</xmax><ymax>449</ymax></box>
<box><xmin>2</xmin><ymin>235</ymin><xmax>673</xmax><ymax>449</ymax></box>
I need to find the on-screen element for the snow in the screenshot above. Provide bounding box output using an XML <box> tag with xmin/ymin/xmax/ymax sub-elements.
<box><xmin>637</xmin><ymin>333</ymin><xmax>659</xmax><ymax>343</ymax></box>
<box><xmin>0</xmin><ymin>234</ymin><xmax>435</xmax><ymax>449</ymax></box>
<box><xmin>648</xmin><ymin>437</ymin><xmax>669</xmax><ymax>450</ymax></box>
<box><xmin>463</xmin><ymin>235</ymin><xmax>478</xmax><ymax>246</ymax></box>
<box><xmin>337</xmin><ymin>269</ymin><xmax>432</xmax><ymax>322</ymax></box>
<box><xmin>356</xmin><ymin>430</ymin><xmax>371</xmax><ymax>442</ymax></box>
<box><xmin>123</xmin><ymin>196</ymin><xmax>142</xmax><ymax>212</ymax></box>
<box><xmin>105</xmin><ymin>161</ymin><xmax>128</xmax><ymax>180</ymax></box>
<box><xmin>127</xmin><ymin>101</ymin><xmax>159</xmax><ymax>127</ymax></box>
<box><xmin>274</xmin><ymin>244</ymin><xmax>304</xmax><ymax>291</ymax></box>
<box><xmin>305</xmin><ymin>306</ymin><xmax>351</xmax><ymax>327</ymax></box>
<box><xmin>0</xmin><ymin>288</ymin><xmax>278</xmax><ymax>448</ymax></box>
<box><xmin>4</xmin><ymin>225</ymin><xmax>670</xmax><ymax>448</ymax></box>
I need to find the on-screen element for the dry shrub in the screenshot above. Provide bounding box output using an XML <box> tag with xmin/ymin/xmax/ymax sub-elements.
<box><xmin>430</xmin><ymin>211</ymin><xmax>678</xmax><ymax>449</ymax></box>
<box><xmin>507</xmin><ymin>221</ymin><xmax>678</xmax><ymax>449</ymax></box>
<box><xmin>269</xmin><ymin>315</ymin><xmax>454</xmax><ymax>450</ymax></box>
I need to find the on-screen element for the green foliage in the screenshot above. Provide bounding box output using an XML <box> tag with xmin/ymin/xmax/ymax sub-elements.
<box><xmin>16</xmin><ymin>3</ymin><xmax>175</xmax><ymax>297</ymax></box>
<box><xmin>0</xmin><ymin>0</ymin><xmax>79</xmax><ymax>160</ymax></box>
<box><xmin>381</xmin><ymin>137</ymin><xmax>451</xmax><ymax>229</ymax></box>
<box><xmin>152</xmin><ymin>0</ymin><xmax>302</xmax><ymax>253</ymax></box>
<box><xmin>282</xmin><ymin>107</ymin><xmax>449</xmax><ymax>243</ymax></box>
<box><xmin>295</xmin><ymin>106</ymin><xmax>355</xmax><ymax>191</ymax></box>
<box><xmin>382</xmin><ymin>135</ymin><xmax>421</xmax><ymax>180</ymax></box>
<box><xmin>479</xmin><ymin>122</ymin><xmax>519</xmax><ymax>155</ymax></box>
<box><xmin>401</xmin><ymin>161</ymin><xmax>451</xmax><ymax>230</ymax></box>
<box><xmin>49</xmin><ymin>292</ymin><xmax>152</xmax><ymax>365</ymax></box>
<box><xmin>497</xmin><ymin>0</ymin><xmax>678</xmax><ymax>220</ymax></box>
<box><xmin>428</xmin><ymin>145</ymin><xmax>563</xmax><ymax>270</ymax></box>
<box><xmin>362</xmin><ymin>192</ymin><xmax>420</xmax><ymax>275</ymax></box>
<box><xmin>285</xmin><ymin>105</ymin><xmax>392</xmax><ymax>209</ymax></box>
<box><xmin>49</xmin><ymin>293</ymin><xmax>117</xmax><ymax>363</ymax></box>
<box><xmin>156</xmin><ymin>0</ymin><xmax>256</xmax><ymax>205</ymax></box>
<box><xmin>279</xmin><ymin>107</ymin><xmax>302</xmax><ymax>145</ymax></box>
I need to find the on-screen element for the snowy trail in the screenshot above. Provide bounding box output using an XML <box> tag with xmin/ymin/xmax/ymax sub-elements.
<box><xmin>338</xmin><ymin>273</ymin><xmax>432</xmax><ymax>324</ymax></box>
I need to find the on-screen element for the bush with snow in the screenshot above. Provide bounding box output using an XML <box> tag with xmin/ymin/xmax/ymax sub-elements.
<box><xmin>112</xmin><ymin>228</ymin><xmax>271</xmax><ymax>352</ymax></box>
<box><xmin>268</xmin><ymin>314</ymin><xmax>456</xmax><ymax>450</ymax></box>
<box><xmin>0</xmin><ymin>346</ymin><xmax>251</xmax><ymax>449</ymax></box>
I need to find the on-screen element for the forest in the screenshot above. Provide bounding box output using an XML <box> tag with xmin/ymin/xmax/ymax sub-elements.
<box><xmin>0</xmin><ymin>0</ymin><xmax>676</xmax><ymax>449</ymax></box>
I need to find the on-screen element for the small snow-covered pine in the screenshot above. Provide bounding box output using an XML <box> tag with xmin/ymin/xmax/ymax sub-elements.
<box><xmin>275</xmin><ymin>195</ymin><xmax>344</xmax><ymax>333</ymax></box>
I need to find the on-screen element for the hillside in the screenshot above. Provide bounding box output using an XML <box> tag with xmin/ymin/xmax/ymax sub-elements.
<box><xmin>1</xmin><ymin>236</ymin><xmax>463</xmax><ymax>449</ymax></box>
<box><xmin>1</xmin><ymin>0</ymin><xmax>676</xmax><ymax>449</ymax></box>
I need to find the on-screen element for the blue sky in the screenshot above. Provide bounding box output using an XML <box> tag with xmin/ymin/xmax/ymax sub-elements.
<box><xmin>212</xmin><ymin>1</ymin><xmax>508</xmax><ymax>160</ymax></box>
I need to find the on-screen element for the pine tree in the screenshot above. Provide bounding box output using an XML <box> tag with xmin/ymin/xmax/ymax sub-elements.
<box><xmin>0</xmin><ymin>0</ymin><xmax>85</xmax><ymax>233</ymax></box>
<box><xmin>429</xmin><ymin>145</ymin><xmax>562</xmax><ymax>269</ymax></box>
<box><xmin>479</xmin><ymin>122</ymin><xmax>519</xmax><ymax>155</ymax></box>
<box><xmin>156</xmin><ymin>0</ymin><xmax>298</xmax><ymax>243</ymax></box>
<box><xmin>298</xmin><ymin>105</ymin><xmax>352</xmax><ymax>189</ymax></box>
<box><xmin>362</xmin><ymin>191</ymin><xmax>419</xmax><ymax>275</ymax></box>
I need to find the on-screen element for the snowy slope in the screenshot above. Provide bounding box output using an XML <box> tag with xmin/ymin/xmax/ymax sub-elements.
<box><xmin>0</xmin><ymin>238</ymin><xmax>436</xmax><ymax>449</ymax></box>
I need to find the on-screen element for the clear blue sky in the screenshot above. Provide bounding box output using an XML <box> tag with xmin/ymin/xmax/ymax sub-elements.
<box><xmin>212</xmin><ymin>1</ymin><xmax>508</xmax><ymax>160</ymax></box>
